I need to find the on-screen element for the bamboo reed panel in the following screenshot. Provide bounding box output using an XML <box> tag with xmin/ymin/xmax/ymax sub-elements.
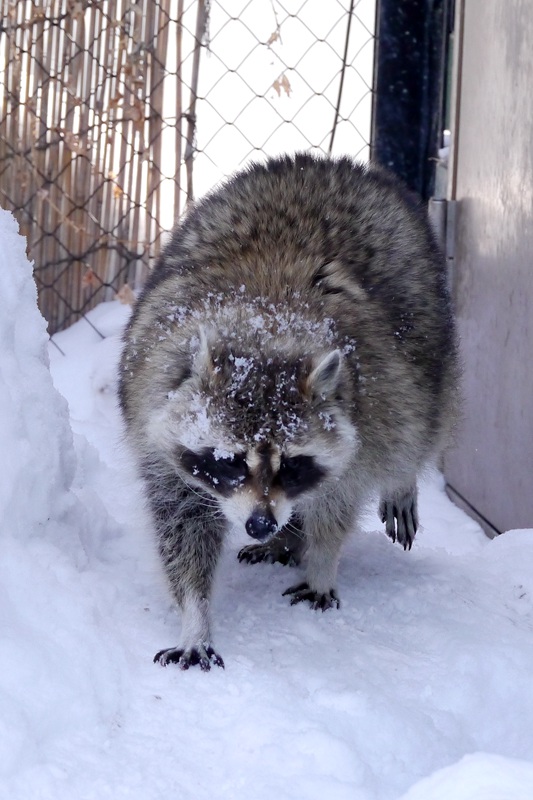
<box><xmin>0</xmin><ymin>0</ymin><xmax>197</xmax><ymax>333</ymax></box>
<box><xmin>175</xmin><ymin>0</ymin><xmax>184</xmax><ymax>220</ymax></box>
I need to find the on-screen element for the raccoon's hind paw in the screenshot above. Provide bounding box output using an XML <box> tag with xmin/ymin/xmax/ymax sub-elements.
<box><xmin>238</xmin><ymin>542</ymin><xmax>300</xmax><ymax>567</ymax></box>
<box><xmin>380</xmin><ymin>491</ymin><xmax>418</xmax><ymax>551</ymax></box>
<box><xmin>283</xmin><ymin>582</ymin><xmax>340</xmax><ymax>611</ymax></box>
<box><xmin>154</xmin><ymin>644</ymin><xmax>224</xmax><ymax>671</ymax></box>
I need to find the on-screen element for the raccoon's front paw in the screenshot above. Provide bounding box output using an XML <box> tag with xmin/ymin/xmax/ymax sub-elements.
<box><xmin>380</xmin><ymin>490</ymin><xmax>418</xmax><ymax>550</ymax></box>
<box><xmin>283</xmin><ymin>582</ymin><xmax>340</xmax><ymax>611</ymax></box>
<box><xmin>238</xmin><ymin>542</ymin><xmax>299</xmax><ymax>567</ymax></box>
<box><xmin>154</xmin><ymin>644</ymin><xmax>224</xmax><ymax>671</ymax></box>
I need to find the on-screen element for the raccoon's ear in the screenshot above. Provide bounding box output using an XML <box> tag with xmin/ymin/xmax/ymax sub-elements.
<box><xmin>307</xmin><ymin>350</ymin><xmax>342</xmax><ymax>398</ymax></box>
<box><xmin>191</xmin><ymin>325</ymin><xmax>215</xmax><ymax>375</ymax></box>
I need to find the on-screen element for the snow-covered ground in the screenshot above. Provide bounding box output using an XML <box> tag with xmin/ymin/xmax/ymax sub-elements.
<box><xmin>2</xmin><ymin>207</ymin><xmax>533</xmax><ymax>799</ymax></box>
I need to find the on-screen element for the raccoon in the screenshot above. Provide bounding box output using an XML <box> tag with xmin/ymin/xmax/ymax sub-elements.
<box><xmin>119</xmin><ymin>152</ymin><xmax>459</xmax><ymax>671</ymax></box>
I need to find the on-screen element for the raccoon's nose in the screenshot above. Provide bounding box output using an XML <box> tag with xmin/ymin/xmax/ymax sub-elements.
<box><xmin>245</xmin><ymin>508</ymin><xmax>278</xmax><ymax>541</ymax></box>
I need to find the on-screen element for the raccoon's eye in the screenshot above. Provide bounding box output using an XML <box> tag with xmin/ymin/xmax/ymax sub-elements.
<box><xmin>181</xmin><ymin>449</ymin><xmax>248</xmax><ymax>495</ymax></box>
<box><xmin>275</xmin><ymin>455</ymin><xmax>325</xmax><ymax>498</ymax></box>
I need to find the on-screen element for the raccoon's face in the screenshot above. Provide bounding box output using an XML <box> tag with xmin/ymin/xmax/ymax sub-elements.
<box><xmin>148</xmin><ymin>339</ymin><xmax>359</xmax><ymax>541</ymax></box>
<box><xmin>178</xmin><ymin>442</ymin><xmax>333</xmax><ymax>540</ymax></box>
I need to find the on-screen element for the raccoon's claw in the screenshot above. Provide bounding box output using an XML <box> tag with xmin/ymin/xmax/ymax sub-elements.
<box><xmin>283</xmin><ymin>582</ymin><xmax>340</xmax><ymax>611</ymax></box>
<box><xmin>154</xmin><ymin>644</ymin><xmax>224</xmax><ymax>671</ymax></box>
<box><xmin>238</xmin><ymin>542</ymin><xmax>299</xmax><ymax>567</ymax></box>
<box><xmin>380</xmin><ymin>493</ymin><xmax>418</xmax><ymax>551</ymax></box>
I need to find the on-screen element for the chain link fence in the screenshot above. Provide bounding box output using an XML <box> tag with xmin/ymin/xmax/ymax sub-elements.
<box><xmin>0</xmin><ymin>0</ymin><xmax>375</xmax><ymax>334</ymax></box>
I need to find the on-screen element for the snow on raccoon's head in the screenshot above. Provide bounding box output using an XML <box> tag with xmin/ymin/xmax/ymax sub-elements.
<box><xmin>147</xmin><ymin>327</ymin><xmax>359</xmax><ymax>540</ymax></box>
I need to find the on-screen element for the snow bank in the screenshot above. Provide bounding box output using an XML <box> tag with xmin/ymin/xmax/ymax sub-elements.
<box><xmin>0</xmin><ymin>211</ymin><xmax>132</xmax><ymax>782</ymax></box>
<box><xmin>0</xmin><ymin>209</ymin><xmax>76</xmax><ymax>545</ymax></box>
<box><xmin>398</xmin><ymin>752</ymin><xmax>533</xmax><ymax>800</ymax></box>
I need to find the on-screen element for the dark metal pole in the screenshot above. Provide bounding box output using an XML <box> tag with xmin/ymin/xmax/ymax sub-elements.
<box><xmin>371</xmin><ymin>0</ymin><xmax>452</xmax><ymax>200</ymax></box>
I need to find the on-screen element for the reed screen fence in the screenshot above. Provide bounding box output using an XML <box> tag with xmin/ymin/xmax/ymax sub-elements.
<box><xmin>0</xmin><ymin>0</ymin><xmax>374</xmax><ymax>334</ymax></box>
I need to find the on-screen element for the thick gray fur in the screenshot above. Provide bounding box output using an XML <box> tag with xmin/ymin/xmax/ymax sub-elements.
<box><xmin>119</xmin><ymin>152</ymin><xmax>459</xmax><ymax>670</ymax></box>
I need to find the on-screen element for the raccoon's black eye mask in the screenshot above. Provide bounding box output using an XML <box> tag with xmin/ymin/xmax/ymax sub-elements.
<box><xmin>181</xmin><ymin>449</ymin><xmax>325</xmax><ymax>499</ymax></box>
<box><xmin>274</xmin><ymin>455</ymin><xmax>326</xmax><ymax>498</ymax></box>
<box><xmin>181</xmin><ymin>449</ymin><xmax>249</xmax><ymax>495</ymax></box>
